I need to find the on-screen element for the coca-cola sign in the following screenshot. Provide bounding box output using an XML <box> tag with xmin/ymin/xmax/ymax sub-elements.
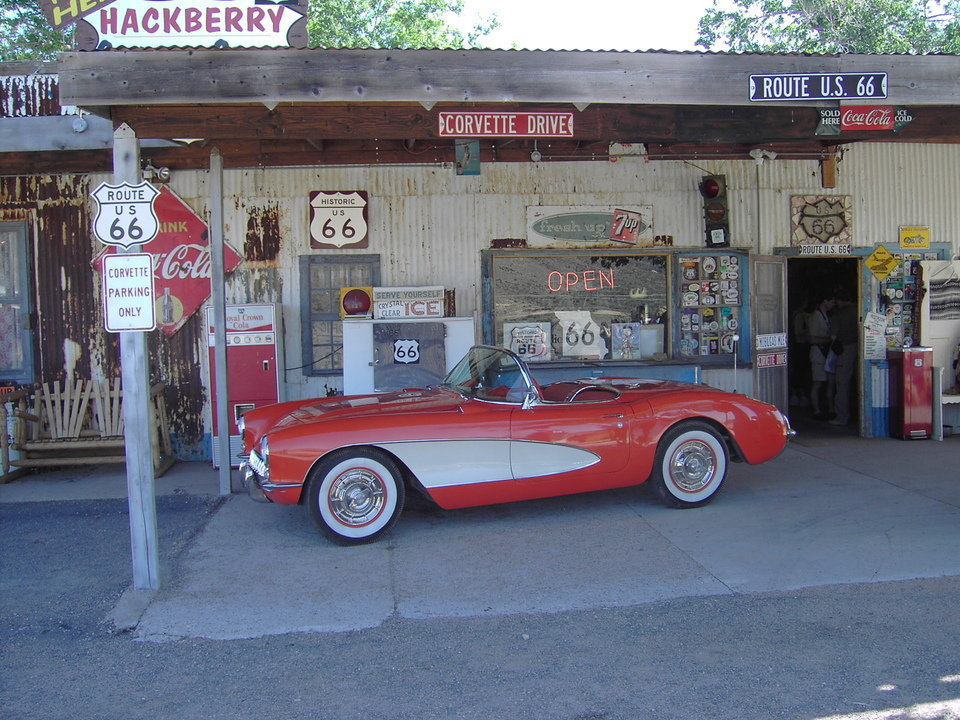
<box><xmin>840</xmin><ymin>105</ymin><xmax>895</xmax><ymax>131</ymax></box>
<box><xmin>94</xmin><ymin>186</ymin><xmax>242</xmax><ymax>336</ymax></box>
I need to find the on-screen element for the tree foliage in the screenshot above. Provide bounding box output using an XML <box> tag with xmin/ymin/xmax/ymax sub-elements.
<box><xmin>308</xmin><ymin>0</ymin><xmax>496</xmax><ymax>49</ymax></box>
<box><xmin>697</xmin><ymin>0</ymin><xmax>960</xmax><ymax>53</ymax></box>
<box><xmin>0</xmin><ymin>0</ymin><xmax>72</xmax><ymax>61</ymax></box>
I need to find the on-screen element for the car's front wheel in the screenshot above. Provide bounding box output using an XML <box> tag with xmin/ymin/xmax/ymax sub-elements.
<box><xmin>304</xmin><ymin>449</ymin><xmax>405</xmax><ymax>544</ymax></box>
<box><xmin>650</xmin><ymin>421</ymin><xmax>728</xmax><ymax>508</ymax></box>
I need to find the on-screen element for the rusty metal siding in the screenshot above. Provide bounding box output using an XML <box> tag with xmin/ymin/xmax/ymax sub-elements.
<box><xmin>163</xmin><ymin>144</ymin><xmax>960</xmax><ymax>407</ymax></box>
<box><xmin>6</xmin><ymin>142</ymin><xmax>953</xmax><ymax>457</ymax></box>
<box><xmin>0</xmin><ymin>73</ymin><xmax>67</xmax><ymax>118</ymax></box>
<box><xmin>0</xmin><ymin>174</ymin><xmax>110</xmax><ymax>384</ymax></box>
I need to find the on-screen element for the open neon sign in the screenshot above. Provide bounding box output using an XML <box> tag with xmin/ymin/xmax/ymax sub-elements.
<box><xmin>546</xmin><ymin>269</ymin><xmax>615</xmax><ymax>292</ymax></box>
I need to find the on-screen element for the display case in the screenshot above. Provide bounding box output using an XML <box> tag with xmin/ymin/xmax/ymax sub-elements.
<box><xmin>677</xmin><ymin>253</ymin><xmax>743</xmax><ymax>359</ymax></box>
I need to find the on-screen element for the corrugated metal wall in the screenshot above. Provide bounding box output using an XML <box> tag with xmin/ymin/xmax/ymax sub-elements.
<box><xmin>5</xmin><ymin>142</ymin><xmax>957</xmax><ymax>457</ymax></box>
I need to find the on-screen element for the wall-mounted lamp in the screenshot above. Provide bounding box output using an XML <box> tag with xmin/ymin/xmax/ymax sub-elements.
<box><xmin>530</xmin><ymin>140</ymin><xmax>542</xmax><ymax>163</ymax></box>
<box><xmin>143</xmin><ymin>163</ymin><xmax>171</xmax><ymax>182</ymax></box>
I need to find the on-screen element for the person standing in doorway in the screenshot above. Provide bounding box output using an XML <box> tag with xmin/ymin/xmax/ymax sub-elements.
<box><xmin>830</xmin><ymin>287</ymin><xmax>858</xmax><ymax>426</ymax></box>
<box><xmin>807</xmin><ymin>292</ymin><xmax>835</xmax><ymax>420</ymax></box>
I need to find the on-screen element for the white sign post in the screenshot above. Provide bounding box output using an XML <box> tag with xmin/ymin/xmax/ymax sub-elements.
<box><xmin>102</xmin><ymin>253</ymin><xmax>156</xmax><ymax>332</ymax></box>
<box><xmin>97</xmin><ymin>124</ymin><xmax>161</xmax><ymax>592</ymax></box>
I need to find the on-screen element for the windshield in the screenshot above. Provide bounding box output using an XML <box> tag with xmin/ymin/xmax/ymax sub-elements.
<box><xmin>443</xmin><ymin>346</ymin><xmax>535</xmax><ymax>403</ymax></box>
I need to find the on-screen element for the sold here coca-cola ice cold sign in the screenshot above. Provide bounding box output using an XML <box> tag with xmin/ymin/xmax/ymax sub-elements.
<box><xmin>94</xmin><ymin>186</ymin><xmax>242</xmax><ymax>336</ymax></box>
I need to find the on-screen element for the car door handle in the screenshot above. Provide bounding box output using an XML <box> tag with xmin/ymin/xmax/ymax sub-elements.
<box><xmin>602</xmin><ymin>413</ymin><xmax>624</xmax><ymax>418</ymax></box>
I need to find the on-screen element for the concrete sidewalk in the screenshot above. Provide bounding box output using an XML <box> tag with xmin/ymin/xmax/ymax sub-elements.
<box><xmin>3</xmin><ymin>430</ymin><xmax>959</xmax><ymax>642</ymax></box>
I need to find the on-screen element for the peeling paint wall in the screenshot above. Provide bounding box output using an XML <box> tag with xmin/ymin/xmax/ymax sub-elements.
<box><xmin>0</xmin><ymin>73</ymin><xmax>65</xmax><ymax>118</ymax></box>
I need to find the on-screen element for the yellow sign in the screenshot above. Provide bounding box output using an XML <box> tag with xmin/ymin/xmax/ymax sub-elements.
<box><xmin>899</xmin><ymin>226</ymin><xmax>930</xmax><ymax>249</ymax></box>
<box><xmin>866</xmin><ymin>245</ymin><xmax>898</xmax><ymax>281</ymax></box>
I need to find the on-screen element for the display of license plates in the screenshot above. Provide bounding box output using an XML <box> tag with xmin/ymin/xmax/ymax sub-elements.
<box><xmin>679</xmin><ymin>255</ymin><xmax>741</xmax><ymax>357</ymax></box>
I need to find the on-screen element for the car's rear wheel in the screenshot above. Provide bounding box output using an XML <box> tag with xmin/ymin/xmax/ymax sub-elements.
<box><xmin>651</xmin><ymin>421</ymin><xmax>728</xmax><ymax>508</ymax></box>
<box><xmin>304</xmin><ymin>448</ymin><xmax>405</xmax><ymax>544</ymax></box>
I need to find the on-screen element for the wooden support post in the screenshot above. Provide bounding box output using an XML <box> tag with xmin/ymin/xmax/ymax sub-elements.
<box><xmin>114</xmin><ymin>124</ymin><xmax>160</xmax><ymax>591</ymax></box>
<box><xmin>210</xmin><ymin>148</ymin><xmax>232</xmax><ymax>496</ymax></box>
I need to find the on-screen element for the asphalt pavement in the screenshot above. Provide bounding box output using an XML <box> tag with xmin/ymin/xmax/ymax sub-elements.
<box><xmin>3</xmin><ymin>423</ymin><xmax>960</xmax><ymax>720</ymax></box>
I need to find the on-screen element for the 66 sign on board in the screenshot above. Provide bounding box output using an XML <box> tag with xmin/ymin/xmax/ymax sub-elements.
<box><xmin>91</xmin><ymin>181</ymin><xmax>160</xmax><ymax>248</ymax></box>
<box><xmin>310</xmin><ymin>191</ymin><xmax>369</xmax><ymax>249</ymax></box>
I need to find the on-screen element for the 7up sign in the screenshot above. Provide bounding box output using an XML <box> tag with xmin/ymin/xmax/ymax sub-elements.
<box><xmin>91</xmin><ymin>181</ymin><xmax>160</xmax><ymax>249</ymax></box>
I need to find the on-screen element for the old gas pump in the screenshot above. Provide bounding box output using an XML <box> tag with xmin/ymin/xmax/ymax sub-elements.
<box><xmin>207</xmin><ymin>303</ymin><xmax>284</xmax><ymax>467</ymax></box>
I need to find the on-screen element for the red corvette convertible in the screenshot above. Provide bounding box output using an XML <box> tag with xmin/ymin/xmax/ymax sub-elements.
<box><xmin>240</xmin><ymin>345</ymin><xmax>793</xmax><ymax>544</ymax></box>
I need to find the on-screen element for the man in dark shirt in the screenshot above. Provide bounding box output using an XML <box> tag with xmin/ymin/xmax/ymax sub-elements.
<box><xmin>831</xmin><ymin>288</ymin><xmax>858</xmax><ymax>426</ymax></box>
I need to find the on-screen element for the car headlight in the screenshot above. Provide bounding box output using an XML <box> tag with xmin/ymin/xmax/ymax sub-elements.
<box><xmin>237</xmin><ymin>415</ymin><xmax>246</xmax><ymax>435</ymax></box>
<box><xmin>259</xmin><ymin>435</ymin><xmax>269</xmax><ymax>459</ymax></box>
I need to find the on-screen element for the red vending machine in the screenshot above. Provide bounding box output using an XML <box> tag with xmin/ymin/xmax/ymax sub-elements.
<box><xmin>207</xmin><ymin>304</ymin><xmax>283</xmax><ymax>466</ymax></box>
<box><xmin>888</xmin><ymin>347</ymin><xmax>933</xmax><ymax>439</ymax></box>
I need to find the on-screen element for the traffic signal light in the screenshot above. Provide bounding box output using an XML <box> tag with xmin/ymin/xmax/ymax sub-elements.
<box><xmin>338</xmin><ymin>287</ymin><xmax>373</xmax><ymax>318</ymax></box>
<box><xmin>699</xmin><ymin>175</ymin><xmax>729</xmax><ymax>248</ymax></box>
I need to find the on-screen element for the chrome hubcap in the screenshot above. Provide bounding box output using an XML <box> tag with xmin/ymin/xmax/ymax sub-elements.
<box><xmin>329</xmin><ymin>469</ymin><xmax>385</xmax><ymax>527</ymax></box>
<box><xmin>669</xmin><ymin>440</ymin><xmax>716</xmax><ymax>493</ymax></box>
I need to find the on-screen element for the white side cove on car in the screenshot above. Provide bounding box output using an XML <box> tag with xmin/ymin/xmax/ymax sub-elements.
<box><xmin>371</xmin><ymin>439</ymin><xmax>600</xmax><ymax>488</ymax></box>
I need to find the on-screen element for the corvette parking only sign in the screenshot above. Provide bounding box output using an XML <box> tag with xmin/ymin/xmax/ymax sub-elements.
<box><xmin>102</xmin><ymin>252</ymin><xmax>156</xmax><ymax>332</ymax></box>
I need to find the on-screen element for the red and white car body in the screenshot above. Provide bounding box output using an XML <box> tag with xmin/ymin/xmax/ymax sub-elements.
<box><xmin>240</xmin><ymin>345</ymin><xmax>793</xmax><ymax>544</ymax></box>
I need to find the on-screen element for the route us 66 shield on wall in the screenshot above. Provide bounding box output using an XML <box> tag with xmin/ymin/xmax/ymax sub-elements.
<box><xmin>309</xmin><ymin>191</ymin><xmax>369</xmax><ymax>248</ymax></box>
<box><xmin>91</xmin><ymin>181</ymin><xmax>160</xmax><ymax>248</ymax></box>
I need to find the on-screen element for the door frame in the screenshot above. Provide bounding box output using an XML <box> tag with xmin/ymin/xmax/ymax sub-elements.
<box><xmin>750</xmin><ymin>254</ymin><xmax>789</xmax><ymax>412</ymax></box>
<box><xmin>0</xmin><ymin>221</ymin><xmax>34</xmax><ymax>386</ymax></box>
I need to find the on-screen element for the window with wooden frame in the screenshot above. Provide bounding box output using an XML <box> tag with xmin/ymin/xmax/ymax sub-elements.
<box><xmin>299</xmin><ymin>254</ymin><xmax>380</xmax><ymax>376</ymax></box>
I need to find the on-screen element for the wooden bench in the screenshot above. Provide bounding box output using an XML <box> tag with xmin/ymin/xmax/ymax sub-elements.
<box><xmin>1</xmin><ymin>378</ymin><xmax>174</xmax><ymax>481</ymax></box>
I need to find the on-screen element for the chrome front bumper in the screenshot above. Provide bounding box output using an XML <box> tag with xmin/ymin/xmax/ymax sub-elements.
<box><xmin>241</xmin><ymin>448</ymin><xmax>272</xmax><ymax>503</ymax></box>
<box><xmin>241</xmin><ymin>461</ymin><xmax>271</xmax><ymax>503</ymax></box>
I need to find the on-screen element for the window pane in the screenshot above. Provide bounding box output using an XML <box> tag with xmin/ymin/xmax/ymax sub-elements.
<box><xmin>491</xmin><ymin>253</ymin><xmax>668</xmax><ymax>361</ymax></box>
<box><xmin>300</xmin><ymin>254</ymin><xmax>379</xmax><ymax>376</ymax></box>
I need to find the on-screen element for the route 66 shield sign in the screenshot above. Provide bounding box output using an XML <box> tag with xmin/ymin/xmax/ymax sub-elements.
<box><xmin>91</xmin><ymin>181</ymin><xmax>160</xmax><ymax>248</ymax></box>
<box><xmin>393</xmin><ymin>339</ymin><xmax>420</xmax><ymax>364</ymax></box>
<box><xmin>309</xmin><ymin>191</ymin><xmax>369</xmax><ymax>249</ymax></box>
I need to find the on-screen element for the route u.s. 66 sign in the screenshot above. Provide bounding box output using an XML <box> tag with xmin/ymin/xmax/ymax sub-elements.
<box><xmin>91</xmin><ymin>181</ymin><xmax>160</xmax><ymax>248</ymax></box>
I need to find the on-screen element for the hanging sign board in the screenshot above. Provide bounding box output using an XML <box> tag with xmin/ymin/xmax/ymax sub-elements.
<box><xmin>749</xmin><ymin>72</ymin><xmax>887</xmax><ymax>102</ymax></box>
<box><xmin>52</xmin><ymin>0</ymin><xmax>309</xmax><ymax>49</ymax></box>
<box><xmin>438</xmin><ymin>112</ymin><xmax>574</xmax><ymax>137</ymax></box>
<box><xmin>91</xmin><ymin>181</ymin><xmax>160</xmax><ymax>248</ymax></box>
<box><xmin>102</xmin><ymin>252</ymin><xmax>156</xmax><ymax>332</ymax></box>
<box><xmin>527</xmin><ymin>205</ymin><xmax>654</xmax><ymax>247</ymax></box>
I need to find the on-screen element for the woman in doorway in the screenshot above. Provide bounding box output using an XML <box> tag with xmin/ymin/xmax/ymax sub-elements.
<box><xmin>807</xmin><ymin>292</ymin><xmax>835</xmax><ymax>420</ymax></box>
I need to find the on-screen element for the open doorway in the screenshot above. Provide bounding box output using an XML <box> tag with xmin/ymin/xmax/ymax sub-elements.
<box><xmin>787</xmin><ymin>256</ymin><xmax>860</xmax><ymax>429</ymax></box>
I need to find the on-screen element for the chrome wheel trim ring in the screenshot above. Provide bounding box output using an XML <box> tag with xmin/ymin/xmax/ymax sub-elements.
<box><xmin>668</xmin><ymin>439</ymin><xmax>717</xmax><ymax>494</ymax></box>
<box><xmin>328</xmin><ymin>468</ymin><xmax>386</xmax><ymax>528</ymax></box>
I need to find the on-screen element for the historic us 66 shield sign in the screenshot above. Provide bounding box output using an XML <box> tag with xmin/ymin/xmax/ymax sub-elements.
<box><xmin>309</xmin><ymin>191</ymin><xmax>369</xmax><ymax>249</ymax></box>
<box><xmin>91</xmin><ymin>181</ymin><xmax>160</xmax><ymax>248</ymax></box>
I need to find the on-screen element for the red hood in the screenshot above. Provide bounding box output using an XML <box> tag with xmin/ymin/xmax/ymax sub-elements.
<box><xmin>240</xmin><ymin>387</ymin><xmax>461</xmax><ymax>451</ymax></box>
<box><xmin>276</xmin><ymin>387</ymin><xmax>460</xmax><ymax>427</ymax></box>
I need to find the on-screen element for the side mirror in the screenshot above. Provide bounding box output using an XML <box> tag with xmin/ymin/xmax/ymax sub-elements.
<box><xmin>521</xmin><ymin>387</ymin><xmax>539</xmax><ymax>410</ymax></box>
